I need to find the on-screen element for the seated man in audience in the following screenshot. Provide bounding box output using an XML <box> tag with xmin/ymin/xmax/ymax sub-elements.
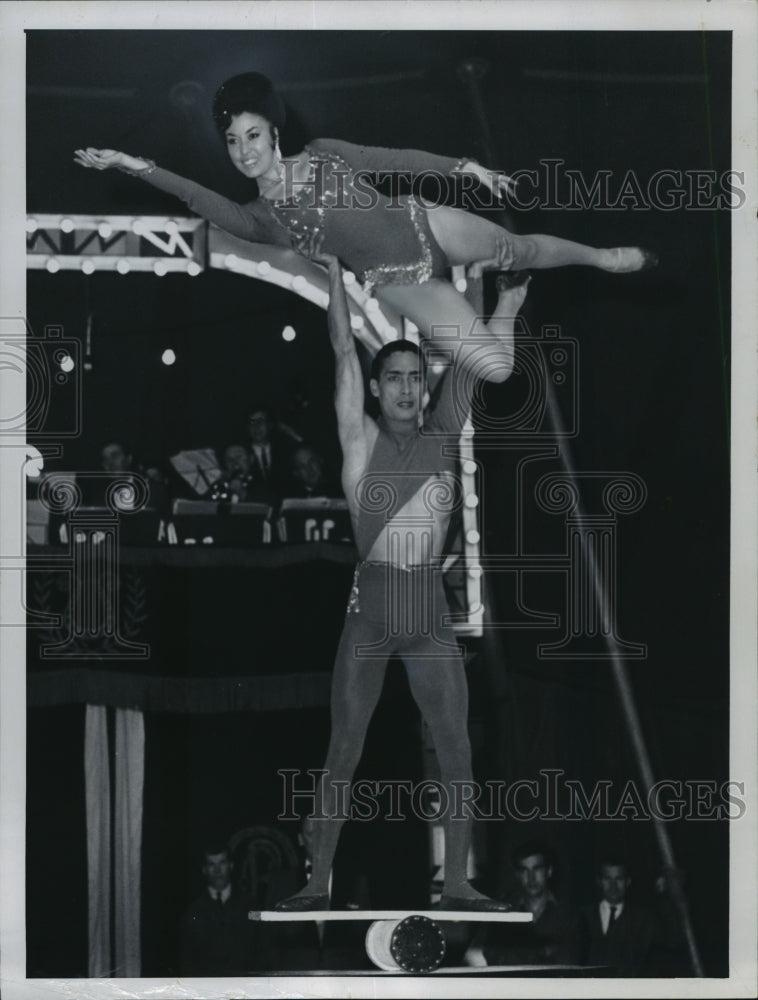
<box><xmin>466</xmin><ymin>840</ymin><xmax>578</xmax><ymax>967</ymax></box>
<box><xmin>578</xmin><ymin>856</ymin><xmax>653</xmax><ymax>976</ymax></box>
<box><xmin>286</xmin><ymin>444</ymin><xmax>341</xmax><ymax>499</ymax></box>
<box><xmin>98</xmin><ymin>440</ymin><xmax>169</xmax><ymax>512</ymax></box>
<box><xmin>179</xmin><ymin>844</ymin><xmax>271</xmax><ymax>976</ymax></box>
<box><xmin>211</xmin><ymin>443</ymin><xmax>255</xmax><ymax>503</ymax></box>
<box><xmin>578</xmin><ymin>855</ymin><xmax>690</xmax><ymax>976</ymax></box>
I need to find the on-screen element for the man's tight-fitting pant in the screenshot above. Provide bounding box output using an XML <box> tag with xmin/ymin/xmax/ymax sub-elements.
<box><xmin>304</xmin><ymin>562</ymin><xmax>474</xmax><ymax>898</ymax></box>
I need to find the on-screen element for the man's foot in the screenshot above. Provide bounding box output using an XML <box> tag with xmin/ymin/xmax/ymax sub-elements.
<box><xmin>495</xmin><ymin>269</ymin><xmax>532</xmax><ymax>292</ymax></box>
<box><xmin>435</xmin><ymin>888</ymin><xmax>511</xmax><ymax>912</ymax></box>
<box><xmin>494</xmin><ymin>269</ymin><xmax>531</xmax><ymax>315</ymax></box>
<box><xmin>273</xmin><ymin>891</ymin><xmax>330</xmax><ymax>912</ymax></box>
<box><xmin>602</xmin><ymin>247</ymin><xmax>659</xmax><ymax>273</ymax></box>
<box><xmin>435</xmin><ymin>894</ymin><xmax>511</xmax><ymax>912</ymax></box>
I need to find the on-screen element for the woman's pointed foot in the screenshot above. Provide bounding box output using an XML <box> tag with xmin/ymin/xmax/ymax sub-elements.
<box><xmin>604</xmin><ymin>247</ymin><xmax>659</xmax><ymax>273</ymax></box>
<box><xmin>273</xmin><ymin>890</ymin><xmax>330</xmax><ymax>912</ymax></box>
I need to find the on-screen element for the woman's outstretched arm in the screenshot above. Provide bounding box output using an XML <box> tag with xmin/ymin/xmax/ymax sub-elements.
<box><xmin>73</xmin><ymin>148</ymin><xmax>275</xmax><ymax>244</ymax></box>
<box><xmin>307</xmin><ymin>138</ymin><xmax>516</xmax><ymax>199</ymax></box>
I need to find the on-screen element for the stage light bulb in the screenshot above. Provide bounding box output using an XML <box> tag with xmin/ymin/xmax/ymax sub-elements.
<box><xmin>153</xmin><ymin>261</ymin><xmax>168</xmax><ymax>277</ymax></box>
<box><xmin>463</xmin><ymin>460</ymin><xmax>477</xmax><ymax>476</ymax></box>
<box><xmin>224</xmin><ymin>254</ymin><xmax>238</xmax><ymax>269</ymax></box>
<box><xmin>466</xmin><ymin>529</ymin><xmax>480</xmax><ymax>545</ymax></box>
<box><xmin>257</xmin><ymin>260</ymin><xmax>271</xmax><ymax>275</ymax></box>
<box><xmin>59</xmin><ymin>353</ymin><xmax>75</xmax><ymax>374</ymax></box>
<box><xmin>365</xmin><ymin>298</ymin><xmax>379</xmax><ymax>312</ymax></box>
<box><xmin>282</xmin><ymin>325</ymin><xmax>296</xmax><ymax>342</ymax></box>
<box><xmin>161</xmin><ymin>349</ymin><xmax>176</xmax><ymax>366</ymax></box>
<box><xmin>165</xmin><ymin>220</ymin><xmax>178</xmax><ymax>235</ymax></box>
<box><xmin>116</xmin><ymin>259</ymin><xmax>130</xmax><ymax>275</ymax></box>
<box><xmin>60</xmin><ymin>217</ymin><xmax>75</xmax><ymax>233</ymax></box>
<box><xmin>455</xmin><ymin>277</ymin><xmax>467</xmax><ymax>293</ymax></box>
<box><xmin>342</xmin><ymin>271</ymin><xmax>356</xmax><ymax>285</ymax></box>
<box><xmin>46</xmin><ymin>258</ymin><xmax>60</xmax><ymax>274</ymax></box>
<box><xmin>97</xmin><ymin>222</ymin><xmax>113</xmax><ymax>239</ymax></box>
<box><xmin>187</xmin><ymin>261</ymin><xmax>201</xmax><ymax>277</ymax></box>
<box><xmin>292</xmin><ymin>275</ymin><xmax>306</xmax><ymax>291</ymax></box>
<box><xmin>350</xmin><ymin>315</ymin><xmax>364</xmax><ymax>330</ymax></box>
<box><xmin>468</xmin><ymin>565</ymin><xmax>483</xmax><ymax>579</ymax></box>
<box><xmin>81</xmin><ymin>260</ymin><xmax>95</xmax><ymax>275</ymax></box>
<box><xmin>464</xmin><ymin>493</ymin><xmax>479</xmax><ymax>509</ymax></box>
<box><xmin>26</xmin><ymin>217</ymin><xmax>38</xmax><ymax>234</ymax></box>
<box><xmin>131</xmin><ymin>220</ymin><xmax>145</xmax><ymax>235</ymax></box>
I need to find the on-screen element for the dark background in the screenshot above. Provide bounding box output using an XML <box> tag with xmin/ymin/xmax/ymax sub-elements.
<box><xmin>25</xmin><ymin>29</ymin><xmax>731</xmax><ymax>977</ymax></box>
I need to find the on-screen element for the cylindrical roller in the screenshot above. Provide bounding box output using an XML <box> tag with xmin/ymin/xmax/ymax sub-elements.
<box><xmin>366</xmin><ymin>915</ymin><xmax>446</xmax><ymax>973</ymax></box>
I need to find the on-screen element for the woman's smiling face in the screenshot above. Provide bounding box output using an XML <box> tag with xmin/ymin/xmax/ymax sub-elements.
<box><xmin>224</xmin><ymin>111</ymin><xmax>276</xmax><ymax>180</ymax></box>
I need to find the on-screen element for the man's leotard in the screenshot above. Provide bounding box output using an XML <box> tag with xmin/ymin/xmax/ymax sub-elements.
<box><xmin>345</xmin><ymin>363</ymin><xmax>472</xmax><ymax>657</ymax></box>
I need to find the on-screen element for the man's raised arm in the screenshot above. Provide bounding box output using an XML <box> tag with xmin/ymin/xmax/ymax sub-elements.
<box><xmin>297</xmin><ymin>234</ymin><xmax>367</xmax><ymax>454</ymax></box>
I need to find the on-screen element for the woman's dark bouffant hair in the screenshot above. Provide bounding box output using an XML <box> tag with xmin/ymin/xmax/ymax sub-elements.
<box><xmin>212</xmin><ymin>72</ymin><xmax>286</xmax><ymax>137</ymax></box>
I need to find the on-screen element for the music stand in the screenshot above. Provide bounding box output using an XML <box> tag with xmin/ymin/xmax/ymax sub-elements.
<box><xmin>169</xmin><ymin>448</ymin><xmax>223</xmax><ymax>497</ymax></box>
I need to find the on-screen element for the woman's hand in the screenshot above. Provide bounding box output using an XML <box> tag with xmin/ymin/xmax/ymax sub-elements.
<box><xmin>74</xmin><ymin>149</ymin><xmax>152</xmax><ymax>174</ymax></box>
<box><xmin>294</xmin><ymin>231</ymin><xmax>340</xmax><ymax>269</ymax></box>
<box><xmin>460</xmin><ymin>160</ymin><xmax>518</xmax><ymax>200</ymax></box>
<box><xmin>73</xmin><ymin>148</ymin><xmax>125</xmax><ymax>170</ymax></box>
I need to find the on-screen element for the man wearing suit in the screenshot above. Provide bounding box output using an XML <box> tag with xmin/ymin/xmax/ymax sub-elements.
<box><xmin>466</xmin><ymin>840</ymin><xmax>578</xmax><ymax>967</ymax></box>
<box><xmin>245</xmin><ymin>405</ymin><xmax>297</xmax><ymax>499</ymax></box>
<box><xmin>179</xmin><ymin>845</ymin><xmax>271</xmax><ymax>976</ymax></box>
<box><xmin>579</xmin><ymin>858</ymin><xmax>654</xmax><ymax>976</ymax></box>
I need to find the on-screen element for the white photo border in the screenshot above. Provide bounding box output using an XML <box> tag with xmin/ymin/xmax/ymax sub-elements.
<box><xmin>1</xmin><ymin>2</ymin><xmax>756</xmax><ymax>998</ymax></box>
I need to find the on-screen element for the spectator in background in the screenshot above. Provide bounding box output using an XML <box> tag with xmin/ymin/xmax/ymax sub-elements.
<box><xmin>179</xmin><ymin>844</ymin><xmax>271</xmax><ymax>976</ymax></box>
<box><xmin>245</xmin><ymin>404</ymin><xmax>299</xmax><ymax>500</ymax></box>
<box><xmin>578</xmin><ymin>857</ymin><xmax>691</xmax><ymax>976</ymax></box>
<box><xmin>286</xmin><ymin>444</ymin><xmax>341</xmax><ymax>499</ymax></box>
<box><xmin>99</xmin><ymin>440</ymin><xmax>169</xmax><ymax>511</ymax></box>
<box><xmin>211</xmin><ymin>443</ymin><xmax>255</xmax><ymax>503</ymax></box>
<box><xmin>466</xmin><ymin>840</ymin><xmax>578</xmax><ymax>967</ymax></box>
<box><xmin>100</xmin><ymin>440</ymin><xmax>133</xmax><ymax>474</ymax></box>
<box><xmin>577</xmin><ymin>856</ymin><xmax>654</xmax><ymax>976</ymax></box>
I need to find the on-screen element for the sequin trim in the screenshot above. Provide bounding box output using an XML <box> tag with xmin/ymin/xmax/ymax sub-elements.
<box><xmin>266</xmin><ymin>145</ymin><xmax>449</xmax><ymax>288</ymax></box>
<box><xmin>267</xmin><ymin>146</ymin><xmax>348</xmax><ymax>245</ymax></box>
<box><xmin>450</xmin><ymin>156</ymin><xmax>475</xmax><ymax>173</ymax></box>
<box><xmin>346</xmin><ymin>564</ymin><xmax>361</xmax><ymax>615</ymax></box>
<box><xmin>119</xmin><ymin>157</ymin><xmax>157</xmax><ymax>177</ymax></box>
<box><xmin>361</xmin><ymin>196</ymin><xmax>433</xmax><ymax>291</ymax></box>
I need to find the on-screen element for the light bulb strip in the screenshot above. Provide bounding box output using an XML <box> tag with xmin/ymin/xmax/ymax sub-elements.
<box><xmin>27</xmin><ymin>255</ymin><xmax>204</xmax><ymax>274</ymax></box>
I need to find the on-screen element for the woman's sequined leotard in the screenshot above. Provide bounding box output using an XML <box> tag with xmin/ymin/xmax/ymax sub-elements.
<box><xmin>138</xmin><ymin>138</ymin><xmax>469</xmax><ymax>287</ymax></box>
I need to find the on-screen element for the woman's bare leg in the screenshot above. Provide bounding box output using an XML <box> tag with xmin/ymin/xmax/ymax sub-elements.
<box><xmin>376</xmin><ymin>276</ymin><xmax>527</xmax><ymax>384</ymax></box>
<box><xmin>425</xmin><ymin>203</ymin><xmax>655</xmax><ymax>273</ymax></box>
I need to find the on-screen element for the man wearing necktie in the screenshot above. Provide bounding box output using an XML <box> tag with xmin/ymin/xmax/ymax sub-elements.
<box><xmin>580</xmin><ymin>858</ymin><xmax>654</xmax><ymax>976</ymax></box>
<box><xmin>246</xmin><ymin>405</ymin><xmax>297</xmax><ymax>498</ymax></box>
<box><xmin>178</xmin><ymin>845</ymin><xmax>271</xmax><ymax>975</ymax></box>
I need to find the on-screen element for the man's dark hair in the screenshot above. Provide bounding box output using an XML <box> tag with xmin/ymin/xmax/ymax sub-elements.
<box><xmin>597</xmin><ymin>855</ymin><xmax>630</xmax><ymax>875</ymax></box>
<box><xmin>512</xmin><ymin>839</ymin><xmax>554</xmax><ymax>869</ymax></box>
<box><xmin>202</xmin><ymin>842</ymin><xmax>231</xmax><ymax>861</ymax></box>
<box><xmin>370</xmin><ymin>340</ymin><xmax>426</xmax><ymax>383</ymax></box>
<box><xmin>246</xmin><ymin>404</ymin><xmax>275</xmax><ymax>422</ymax></box>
